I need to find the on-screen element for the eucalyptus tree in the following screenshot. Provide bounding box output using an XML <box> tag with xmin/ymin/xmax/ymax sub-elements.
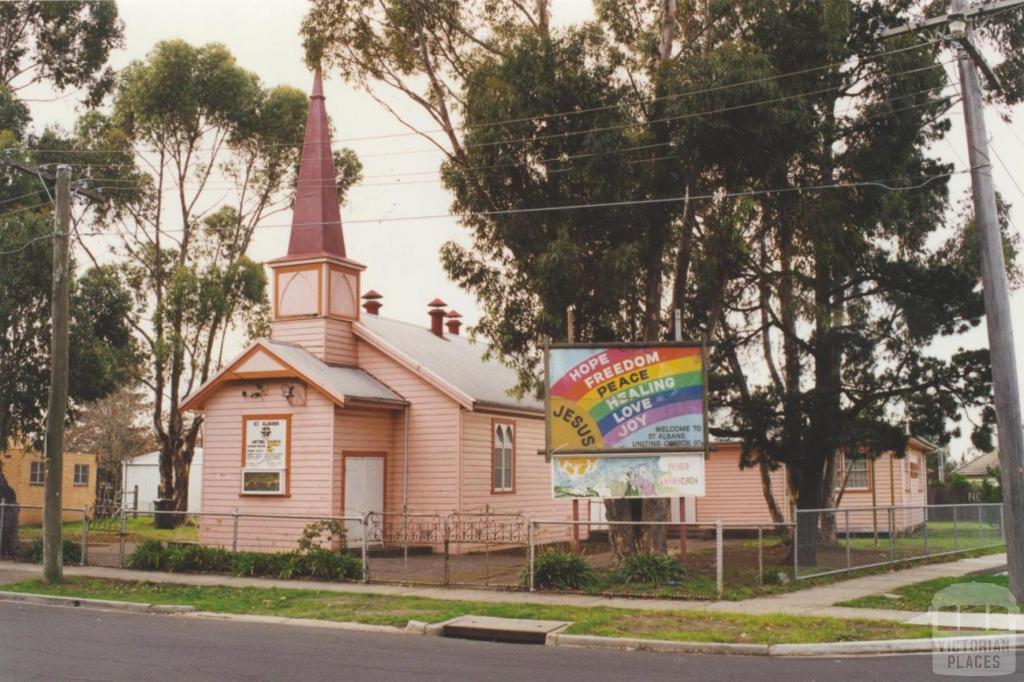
<box><xmin>58</xmin><ymin>40</ymin><xmax>362</xmax><ymax>513</ymax></box>
<box><xmin>0</xmin><ymin>0</ymin><xmax>123</xmax><ymax>106</ymax></box>
<box><xmin>302</xmin><ymin>1</ymin><xmax>1020</xmax><ymax>561</ymax></box>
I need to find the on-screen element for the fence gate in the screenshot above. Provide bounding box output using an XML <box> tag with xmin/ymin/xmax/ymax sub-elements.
<box><xmin>446</xmin><ymin>513</ymin><xmax>529</xmax><ymax>588</ymax></box>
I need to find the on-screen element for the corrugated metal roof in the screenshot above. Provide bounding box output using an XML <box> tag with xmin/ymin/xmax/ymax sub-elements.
<box><xmin>263</xmin><ymin>339</ymin><xmax>405</xmax><ymax>405</ymax></box>
<box><xmin>953</xmin><ymin>450</ymin><xmax>1001</xmax><ymax>477</ymax></box>
<box><xmin>356</xmin><ymin>315</ymin><xmax>542</xmax><ymax>413</ymax></box>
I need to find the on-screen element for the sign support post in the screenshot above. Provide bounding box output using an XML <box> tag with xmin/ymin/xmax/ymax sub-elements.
<box><xmin>674</xmin><ymin>309</ymin><xmax>687</xmax><ymax>566</ymax></box>
<box><xmin>565</xmin><ymin>307</ymin><xmax>582</xmax><ymax>555</ymax></box>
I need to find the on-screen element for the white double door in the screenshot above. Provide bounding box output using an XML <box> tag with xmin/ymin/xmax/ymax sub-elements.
<box><xmin>344</xmin><ymin>456</ymin><xmax>384</xmax><ymax>542</ymax></box>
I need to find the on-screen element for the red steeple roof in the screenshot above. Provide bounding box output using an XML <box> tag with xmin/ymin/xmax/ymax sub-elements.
<box><xmin>286</xmin><ymin>71</ymin><xmax>346</xmax><ymax>258</ymax></box>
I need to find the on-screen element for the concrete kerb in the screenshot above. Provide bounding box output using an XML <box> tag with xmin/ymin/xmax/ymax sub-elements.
<box><xmin>0</xmin><ymin>590</ymin><xmax>194</xmax><ymax>615</ymax></box>
<box><xmin>6</xmin><ymin>587</ymin><xmax>1014</xmax><ymax>658</ymax></box>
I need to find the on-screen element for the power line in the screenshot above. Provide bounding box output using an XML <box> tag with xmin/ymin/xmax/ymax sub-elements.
<box><xmin>990</xmin><ymin>143</ymin><xmax>1024</xmax><ymax>201</ymax></box>
<box><xmin>20</xmin><ymin>47</ymin><xmax>950</xmax><ymax>160</ymax></box>
<box><xmin>79</xmin><ymin>84</ymin><xmax>959</xmax><ymax>193</ymax></box>
<box><xmin>0</xmin><ymin>231</ymin><xmax>55</xmax><ymax>257</ymax></box>
<box><xmin>73</xmin><ymin>169</ymin><xmax>966</xmax><ymax>237</ymax></box>
<box><xmin>0</xmin><ymin>188</ymin><xmax>49</xmax><ymax>207</ymax></box>
<box><xmin>0</xmin><ymin>199</ymin><xmax>54</xmax><ymax>220</ymax></box>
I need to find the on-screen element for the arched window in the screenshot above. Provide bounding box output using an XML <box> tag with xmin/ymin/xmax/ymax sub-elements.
<box><xmin>492</xmin><ymin>422</ymin><xmax>514</xmax><ymax>493</ymax></box>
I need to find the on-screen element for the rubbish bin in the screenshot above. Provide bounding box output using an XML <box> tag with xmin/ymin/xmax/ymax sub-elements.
<box><xmin>153</xmin><ymin>498</ymin><xmax>176</xmax><ymax>529</ymax></box>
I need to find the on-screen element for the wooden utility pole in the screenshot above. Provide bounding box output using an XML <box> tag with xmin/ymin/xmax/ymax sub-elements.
<box><xmin>880</xmin><ymin>0</ymin><xmax>1024</xmax><ymax>600</ymax></box>
<box><xmin>43</xmin><ymin>165</ymin><xmax>71</xmax><ymax>584</ymax></box>
<box><xmin>1</xmin><ymin>158</ymin><xmax>104</xmax><ymax>584</ymax></box>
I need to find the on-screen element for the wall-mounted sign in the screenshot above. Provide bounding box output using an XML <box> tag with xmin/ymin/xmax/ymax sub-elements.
<box><xmin>552</xmin><ymin>453</ymin><xmax>705</xmax><ymax>499</ymax></box>
<box><xmin>242</xmin><ymin>416</ymin><xmax>289</xmax><ymax>494</ymax></box>
<box><xmin>546</xmin><ymin>343</ymin><xmax>706</xmax><ymax>454</ymax></box>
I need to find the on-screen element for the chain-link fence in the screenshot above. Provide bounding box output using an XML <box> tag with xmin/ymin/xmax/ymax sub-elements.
<box><xmin>7</xmin><ymin>501</ymin><xmax>999</xmax><ymax>596</ymax></box>
<box><xmin>527</xmin><ymin>519</ymin><xmax>792</xmax><ymax>598</ymax></box>
<box><xmin>0</xmin><ymin>501</ymin><xmax>797</xmax><ymax>597</ymax></box>
<box><xmin>0</xmin><ymin>502</ymin><xmax>90</xmax><ymax>565</ymax></box>
<box><xmin>794</xmin><ymin>503</ymin><xmax>1005</xmax><ymax>579</ymax></box>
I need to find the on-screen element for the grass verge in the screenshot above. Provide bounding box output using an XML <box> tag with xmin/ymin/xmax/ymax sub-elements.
<box><xmin>837</xmin><ymin>574</ymin><xmax>1010</xmax><ymax>612</ymax></box>
<box><xmin>1</xmin><ymin>576</ymin><xmax>937</xmax><ymax>645</ymax></box>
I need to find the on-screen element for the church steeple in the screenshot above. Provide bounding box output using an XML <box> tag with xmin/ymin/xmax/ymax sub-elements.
<box><xmin>267</xmin><ymin>70</ymin><xmax>365</xmax><ymax>367</ymax></box>
<box><xmin>287</xmin><ymin>70</ymin><xmax>346</xmax><ymax>258</ymax></box>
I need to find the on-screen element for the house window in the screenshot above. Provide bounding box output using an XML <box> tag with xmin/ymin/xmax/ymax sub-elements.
<box><xmin>241</xmin><ymin>415</ymin><xmax>290</xmax><ymax>495</ymax></box>
<box><xmin>841</xmin><ymin>454</ymin><xmax>870</xmax><ymax>491</ymax></box>
<box><xmin>73</xmin><ymin>464</ymin><xmax>89</xmax><ymax>486</ymax></box>
<box><xmin>492</xmin><ymin>421</ymin><xmax>514</xmax><ymax>493</ymax></box>
<box><xmin>910</xmin><ymin>455</ymin><xmax>922</xmax><ymax>492</ymax></box>
<box><xmin>29</xmin><ymin>461</ymin><xmax>45</xmax><ymax>486</ymax></box>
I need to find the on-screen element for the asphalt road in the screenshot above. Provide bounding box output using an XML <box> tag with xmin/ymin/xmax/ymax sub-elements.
<box><xmin>1</xmin><ymin>601</ymin><xmax>1020</xmax><ymax>682</ymax></box>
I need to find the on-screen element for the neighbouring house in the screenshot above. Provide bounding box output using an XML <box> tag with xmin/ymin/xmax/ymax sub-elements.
<box><xmin>952</xmin><ymin>450</ymin><xmax>1001</xmax><ymax>488</ymax></box>
<box><xmin>832</xmin><ymin>436</ymin><xmax>935</xmax><ymax>532</ymax></box>
<box><xmin>0</xmin><ymin>444</ymin><xmax>97</xmax><ymax>524</ymax></box>
<box><xmin>122</xmin><ymin>449</ymin><xmax>204</xmax><ymax>514</ymax></box>
<box><xmin>586</xmin><ymin>437</ymin><xmax>936</xmax><ymax>533</ymax></box>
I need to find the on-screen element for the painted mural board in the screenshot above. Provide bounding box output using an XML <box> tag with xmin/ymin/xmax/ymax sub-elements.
<box><xmin>552</xmin><ymin>453</ymin><xmax>705</xmax><ymax>499</ymax></box>
<box><xmin>546</xmin><ymin>342</ymin><xmax>707</xmax><ymax>454</ymax></box>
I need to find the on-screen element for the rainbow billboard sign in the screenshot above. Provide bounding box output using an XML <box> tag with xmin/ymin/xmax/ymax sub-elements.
<box><xmin>546</xmin><ymin>343</ymin><xmax>707</xmax><ymax>454</ymax></box>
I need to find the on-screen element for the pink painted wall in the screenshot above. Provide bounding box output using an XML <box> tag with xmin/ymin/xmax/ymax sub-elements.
<box><xmin>199</xmin><ymin>378</ymin><xmax>336</xmax><ymax>552</ymax></box>
<box><xmin>695</xmin><ymin>444</ymin><xmax>790</xmax><ymax>526</ymax></box>
<box><xmin>356</xmin><ymin>340</ymin><xmax>461</xmax><ymax>512</ymax></box>
<box><xmin>838</xmin><ymin>447</ymin><xmax>929</xmax><ymax>531</ymax></box>
<box><xmin>334</xmin><ymin>405</ymin><xmax>400</xmax><ymax>516</ymax></box>
<box><xmin>271</xmin><ymin>317</ymin><xmax>358</xmax><ymax>366</ymax></box>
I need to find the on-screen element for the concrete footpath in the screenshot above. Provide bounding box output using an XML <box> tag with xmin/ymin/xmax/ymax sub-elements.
<box><xmin>0</xmin><ymin>553</ymin><xmax>1010</xmax><ymax>628</ymax></box>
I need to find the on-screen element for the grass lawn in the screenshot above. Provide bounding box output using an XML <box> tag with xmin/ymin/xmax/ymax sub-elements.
<box><xmin>1</xmin><ymin>576</ymin><xmax>938</xmax><ymax>645</ymax></box>
<box><xmin>837</xmin><ymin>574</ymin><xmax>1011</xmax><ymax>613</ymax></box>
<box><xmin>843</xmin><ymin>521</ymin><xmax>1003</xmax><ymax>555</ymax></box>
<box><xmin>18</xmin><ymin>516</ymin><xmax>199</xmax><ymax>544</ymax></box>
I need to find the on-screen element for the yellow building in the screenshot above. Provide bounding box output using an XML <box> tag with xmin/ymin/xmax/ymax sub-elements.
<box><xmin>0</xmin><ymin>446</ymin><xmax>97</xmax><ymax>524</ymax></box>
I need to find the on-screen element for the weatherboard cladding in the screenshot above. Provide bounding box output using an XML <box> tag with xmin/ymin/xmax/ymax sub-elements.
<box><xmin>355</xmin><ymin>314</ymin><xmax>541</xmax><ymax>414</ymax></box>
<box><xmin>261</xmin><ymin>339</ymin><xmax>403</xmax><ymax>405</ymax></box>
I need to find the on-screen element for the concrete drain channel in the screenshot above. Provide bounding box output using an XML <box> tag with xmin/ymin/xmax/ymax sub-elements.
<box><xmin>440</xmin><ymin>616</ymin><xmax>570</xmax><ymax>645</ymax></box>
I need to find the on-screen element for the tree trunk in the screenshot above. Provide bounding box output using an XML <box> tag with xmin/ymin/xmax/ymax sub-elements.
<box><xmin>794</xmin><ymin>456</ymin><xmax>828</xmax><ymax>567</ymax></box>
<box><xmin>604</xmin><ymin>498</ymin><xmax>670</xmax><ymax>558</ymax></box>
<box><xmin>819</xmin><ymin>452</ymin><xmax>839</xmax><ymax>545</ymax></box>
<box><xmin>0</xmin><ymin>471</ymin><xmax>19</xmax><ymax>558</ymax></box>
<box><xmin>604</xmin><ymin>0</ymin><xmax>676</xmax><ymax>559</ymax></box>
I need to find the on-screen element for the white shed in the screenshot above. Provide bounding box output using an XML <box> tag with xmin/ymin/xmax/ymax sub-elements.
<box><xmin>122</xmin><ymin>449</ymin><xmax>203</xmax><ymax>514</ymax></box>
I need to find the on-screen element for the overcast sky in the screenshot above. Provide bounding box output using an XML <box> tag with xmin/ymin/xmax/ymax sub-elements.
<box><xmin>21</xmin><ymin>0</ymin><xmax>1024</xmax><ymax>461</ymax></box>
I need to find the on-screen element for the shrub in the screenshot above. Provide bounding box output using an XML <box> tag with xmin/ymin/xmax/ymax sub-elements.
<box><xmin>127</xmin><ymin>539</ymin><xmax>166</xmax><ymax>570</ymax></box>
<box><xmin>232</xmin><ymin>551</ymin><xmax>292</xmax><ymax>579</ymax></box>
<box><xmin>297</xmin><ymin>519</ymin><xmax>347</xmax><ymax>553</ymax></box>
<box><xmin>762</xmin><ymin>568</ymin><xmax>790</xmax><ymax>586</ymax></box>
<box><xmin>21</xmin><ymin>538</ymin><xmax>82</xmax><ymax>564</ymax></box>
<box><xmin>523</xmin><ymin>550</ymin><xmax>595</xmax><ymax>590</ymax></box>
<box><xmin>616</xmin><ymin>552</ymin><xmax>684</xmax><ymax>585</ymax></box>
<box><xmin>124</xmin><ymin>534</ymin><xmax>362</xmax><ymax>582</ymax></box>
<box><xmin>304</xmin><ymin>548</ymin><xmax>363</xmax><ymax>581</ymax></box>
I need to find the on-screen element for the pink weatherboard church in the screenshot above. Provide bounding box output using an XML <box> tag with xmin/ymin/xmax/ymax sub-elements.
<box><xmin>182</xmin><ymin>73</ymin><xmax>933</xmax><ymax>552</ymax></box>
<box><xmin>181</xmin><ymin>73</ymin><xmax>570</xmax><ymax>551</ymax></box>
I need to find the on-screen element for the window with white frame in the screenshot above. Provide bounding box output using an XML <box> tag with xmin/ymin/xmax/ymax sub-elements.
<box><xmin>29</xmin><ymin>461</ymin><xmax>45</xmax><ymax>486</ymax></box>
<box><xmin>241</xmin><ymin>416</ymin><xmax>289</xmax><ymax>495</ymax></box>
<box><xmin>492</xmin><ymin>422</ymin><xmax>514</xmax><ymax>493</ymax></box>
<box><xmin>842</xmin><ymin>454</ymin><xmax>870</xmax><ymax>490</ymax></box>
<box><xmin>73</xmin><ymin>464</ymin><xmax>89</xmax><ymax>486</ymax></box>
